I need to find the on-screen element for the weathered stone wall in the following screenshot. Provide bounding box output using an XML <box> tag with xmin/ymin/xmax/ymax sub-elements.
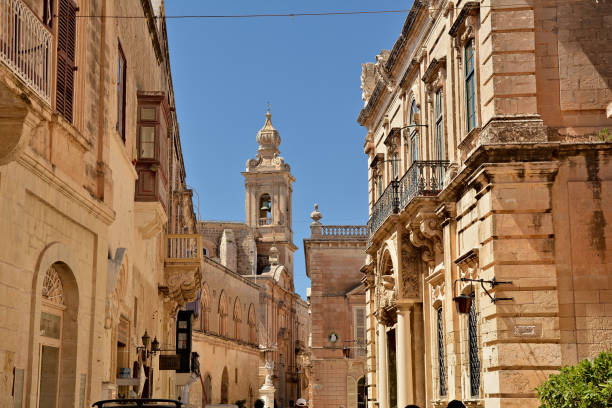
<box><xmin>305</xmin><ymin>237</ymin><xmax>367</xmax><ymax>408</ymax></box>
<box><xmin>200</xmin><ymin>221</ymin><xmax>257</xmax><ymax>276</ymax></box>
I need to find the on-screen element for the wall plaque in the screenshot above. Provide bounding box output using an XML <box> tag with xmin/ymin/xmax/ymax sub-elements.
<box><xmin>513</xmin><ymin>325</ymin><xmax>537</xmax><ymax>337</ymax></box>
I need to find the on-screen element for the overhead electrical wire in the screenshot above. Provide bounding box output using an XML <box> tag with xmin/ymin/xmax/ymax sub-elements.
<box><xmin>61</xmin><ymin>9</ymin><xmax>413</xmax><ymax>19</ymax></box>
<box><xmin>56</xmin><ymin>3</ymin><xmax>586</xmax><ymax>20</ymax></box>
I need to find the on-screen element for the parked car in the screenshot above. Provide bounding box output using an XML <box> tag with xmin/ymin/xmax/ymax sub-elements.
<box><xmin>92</xmin><ymin>399</ymin><xmax>182</xmax><ymax>408</ymax></box>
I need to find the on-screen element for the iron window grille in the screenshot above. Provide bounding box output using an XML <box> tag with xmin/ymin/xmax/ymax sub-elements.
<box><xmin>468</xmin><ymin>292</ymin><xmax>481</xmax><ymax>397</ymax></box>
<box><xmin>437</xmin><ymin>307</ymin><xmax>447</xmax><ymax>397</ymax></box>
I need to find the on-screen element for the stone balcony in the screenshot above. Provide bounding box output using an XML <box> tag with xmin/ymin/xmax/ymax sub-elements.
<box><xmin>0</xmin><ymin>0</ymin><xmax>53</xmax><ymax>165</ymax></box>
<box><xmin>368</xmin><ymin>160</ymin><xmax>449</xmax><ymax>239</ymax></box>
<box><xmin>162</xmin><ymin>234</ymin><xmax>203</xmax><ymax>307</ymax></box>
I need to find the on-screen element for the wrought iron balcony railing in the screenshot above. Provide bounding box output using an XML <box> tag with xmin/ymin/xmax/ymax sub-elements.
<box><xmin>0</xmin><ymin>0</ymin><xmax>52</xmax><ymax>104</ymax></box>
<box><xmin>368</xmin><ymin>160</ymin><xmax>449</xmax><ymax>237</ymax></box>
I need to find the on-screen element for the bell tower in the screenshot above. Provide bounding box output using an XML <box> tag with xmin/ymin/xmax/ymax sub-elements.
<box><xmin>243</xmin><ymin>109</ymin><xmax>297</xmax><ymax>276</ymax></box>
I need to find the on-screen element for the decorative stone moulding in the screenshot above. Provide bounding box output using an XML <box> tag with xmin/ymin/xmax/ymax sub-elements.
<box><xmin>0</xmin><ymin>106</ymin><xmax>40</xmax><ymax>166</ymax></box>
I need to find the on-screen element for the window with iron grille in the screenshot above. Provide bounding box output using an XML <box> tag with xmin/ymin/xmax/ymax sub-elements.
<box><xmin>437</xmin><ymin>307</ymin><xmax>447</xmax><ymax>397</ymax></box>
<box><xmin>465</xmin><ymin>40</ymin><xmax>476</xmax><ymax>133</ymax></box>
<box><xmin>117</xmin><ymin>42</ymin><xmax>127</xmax><ymax>142</ymax></box>
<box><xmin>468</xmin><ymin>293</ymin><xmax>481</xmax><ymax>397</ymax></box>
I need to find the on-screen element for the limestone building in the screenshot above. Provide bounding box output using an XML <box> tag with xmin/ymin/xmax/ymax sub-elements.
<box><xmin>0</xmin><ymin>0</ymin><xmax>202</xmax><ymax>406</ymax></box>
<box><xmin>187</xmin><ymin>111</ymin><xmax>309</xmax><ymax>408</ymax></box>
<box><xmin>358</xmin><ymin>1</ymin><xmax>612</xmax><ymax>407</ymax></box>
<box><xmin>303</xmin><ymin>206</ymin><xmax>369</xmax><ymax>408</ymax></box>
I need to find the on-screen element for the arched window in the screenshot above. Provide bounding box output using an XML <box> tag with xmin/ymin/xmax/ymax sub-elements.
<box><xmin>357</xmin><ymin>376</ymin><xmax>367</xmax><ymax>408</ymax></box>
<box><xmin>219</xmin><ymin>292</ymin><xmax>228</xmax><ymax>337</ymax></box>
<box><xmin>248</xmin><ymin>304</ymin><xmax>257</xmax><ymax>344</ymax></box>
<box><xmin>259</xmin><ymin>194</ymin><xmax>272</xmax><ymax>225</ymax></box>
<box><xmin>233</xmin><ymin>298</ymin><xmax>242</xmax><ymax>340</ymax></box>
<box><xmin>221</xmin><ymin>367</ymin><xmax>229</xmax><ymax>404</ymax></box>
<box><xmin>39</xmin><ymin>262</ymin><xmax>79</xmax><ymax>408</ymax></box>
<box><xmin>201</xmin><ymin>285</ymin><xmax>211</xmax><ymax>332</ymax></box>
<box><xmin>202</xmin><ymin>373</ymin><xmax>212</xmax><ymax>405</ymax></box>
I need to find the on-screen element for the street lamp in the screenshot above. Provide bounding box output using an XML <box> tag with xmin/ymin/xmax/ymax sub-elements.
<box><xmin>452</xmin><ymin>277</ymin><xmax>513</xmax><ymax>314</ymax></box>
<box><xmin>137</xmin><ymin>330</ymin><xmax>161</xmax><ymax>398</ymax></box>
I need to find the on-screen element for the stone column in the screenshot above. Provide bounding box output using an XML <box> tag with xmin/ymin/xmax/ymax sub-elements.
<box><xmin>377</xmin><ymin>323</ymin><xmax>389</xmax><ymax>408</ymax></box>
<box><xmin>396</xmin><ymin>304</ymin><xmax>413</xmax><ymax>408</ymax></box>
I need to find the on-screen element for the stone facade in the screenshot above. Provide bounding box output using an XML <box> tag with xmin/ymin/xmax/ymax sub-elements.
<box><xmin>359</xmin><ymin>1</ymin><xmax>612</xmax><ymax>408</ymax></box>
<box><xmin>0</xmin><ymin>0</ymin><xmax>201</xmax><ymax>406</ymax></box>
<box><xmin>303</xmin><ymin>206</ymin><xmax>369</xmax><ymax>408</ymax></box>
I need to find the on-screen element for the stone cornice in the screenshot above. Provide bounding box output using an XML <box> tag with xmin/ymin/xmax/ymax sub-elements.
<box><xmin>18</xmin><ymin>150</ymin><xmax>116</xmax><ymax>225</ymax></box>
<box><xmin>140</xmin><ymin>0</ymin><xmax>164</xmax><ymax>63</ymax></box>
<box><xmin>358</xmin><ymin>82</ymin><xmax>384</xmax><ymax>125</ymax></box>
<box><xmin>448</xmin><ymin>1</ymin><xmax>480</xmax><ymax>37</ymax></box>
<box><xmin>385</xmin><ymin>0</ymin><xmax>425</xmax><ymax>72</ymax></box>
<box><xmin>438</xmin><ymin>142</ymin><xmax>612</xmax><ymax>203</ymax></box>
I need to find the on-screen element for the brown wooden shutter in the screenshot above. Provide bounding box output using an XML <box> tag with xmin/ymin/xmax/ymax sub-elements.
<box><xmin>56</xmin><ymin>0</ymin><xmax>77</xmax><ymax>122</ymax></box>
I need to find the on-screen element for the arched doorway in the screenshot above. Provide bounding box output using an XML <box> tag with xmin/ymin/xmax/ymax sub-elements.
<box><xmin>357</xmin><ymin>376</ymin><xmax>367</xmax><ymax>408</ymax></box>
<box><xmin>221</xmin><ymin>367</ymin><xmax>229</xmax><ymax>403</ymax></box>
<box><xmin>37</xmin><ymin>262</ymin><xmax>79</xmax><ymax>408</ymax></box>
<box><xmin>202</xmin><ymin>373</ymin><xmax>212</xmax><ymax>405</ymax></box>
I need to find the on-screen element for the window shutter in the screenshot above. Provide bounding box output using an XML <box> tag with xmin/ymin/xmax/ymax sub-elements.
<box><xmin>56</xmin><ymin>0</ymin><xmax>77</xmax><ymax>122</ymax></box>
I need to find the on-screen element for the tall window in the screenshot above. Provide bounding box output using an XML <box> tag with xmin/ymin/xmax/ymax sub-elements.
<box><xmin>39</xmin><ymin>265</ymin><xmax>64</xmax><ymax>408</ymax></box>
<box><xmin>435</xmin><ymin>89</ymin><xmax>444</xmax><ymax>161</ymax></box>
<box><xmin>409</xmin><ymin>100</ymin><xmax>420</xmax><ymax>165</ymax></box>
<box><xmin>135</xmin><ymin>93</ymin><xmax>170</xmax><ymax>210</ymax></box>
<box><xmin>56</xmin><ymin>0</ymin><xmax>78</xmax><ymax>123</ymax></box>
<box><xmin>233</xmin><ymin>299</ymin><xmax>242</xmax><ymax>340</ymax></box>
<box><xmin>201</xmin><ymin>288</ymin><xmax>210</xmax><ymax>332</ymax></box>
<box><xmin>434</xmin><ymin>89</ymin><xmax>445</xmax><ymax>188</ymax></box>
<box><xmin>391</xmin><ymin>153</ymin><xmax>399</xmax><ymax>180</ymax></box>
<box><xmin>377</xmin><ymin>174</ymin><xmax>383</xmax><ymax>199</ymax></box>
<box><xmin>436</xmin><ymin>307</ymin><xmax>447</xmax><ymax>397</ymax></box>
<box><xmin>465</xmin><ymin>40</ymin><xmax>476</xmax><ymax>133</ymax></box>
<box><xmin>248</xmin><ymin>305</ymin><xmax>257</xmax><ymax>344</ymax></box>
<box><xmin>468</xmin><ymin>293</ymin><xmax>481</xmax><ymax>397</ymax></box>
<box><xmin>219</xmin><ymin>292</ymin><xmax>228</xmax><ymax>337</ymax></box>
<box><xmin>353</xmin><ymin>307</ymin><xmax>366</xmax><ymax>357</ymax></box>
<box><xmin>117</xmin><ymin>43</ymin><xmax>127</xmax><ymax>142</ymax></box>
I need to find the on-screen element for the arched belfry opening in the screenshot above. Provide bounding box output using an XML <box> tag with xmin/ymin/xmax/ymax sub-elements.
<box><xmin>259</xmin><ymin>193</ymin><xmax>272</xmax><ymax>225</ymax></box>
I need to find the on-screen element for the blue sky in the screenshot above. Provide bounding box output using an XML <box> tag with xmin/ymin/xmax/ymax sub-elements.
<box><xmin>165</xmin><ymin>1</ymin><xmax>410</xmax><ymax>299</ymax></box>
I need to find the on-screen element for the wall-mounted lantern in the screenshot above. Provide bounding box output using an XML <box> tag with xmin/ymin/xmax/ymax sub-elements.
<box><xmin>453</xmin><ymin>277</ymin><xmax>513</xmax><ymax>314</ymax></box>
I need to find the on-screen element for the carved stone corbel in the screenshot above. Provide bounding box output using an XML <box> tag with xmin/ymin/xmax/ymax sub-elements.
<box><xmin>454</xmin><ymin>248</ymin><xmax>479</xmax><ymax>291</ymax></box>
<box><xmin>407</xmin><ymin>221</ymin><xmax>435</xmax><ymax>267</ymax></box>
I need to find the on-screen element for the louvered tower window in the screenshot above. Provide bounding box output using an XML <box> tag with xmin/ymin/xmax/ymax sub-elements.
<box><xmin>56</xmin><ymin>0</ymin><xmax>77</xmax><ymax>122</ymax></box>
<box><xmin>437</xmin><ymin>307</ymin><xmax>447</xmax><ymax>397</ymax></box>
<box><xmin>468</xmin><ymin>293</ymin><xmax>481</xmax><ymax>397</ymax></box>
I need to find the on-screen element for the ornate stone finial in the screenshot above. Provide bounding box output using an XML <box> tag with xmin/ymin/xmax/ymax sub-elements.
<box><xmin>256</xmin><ymin>107</ymin><xmax>281</xmax><ymax>158</ymax></box>
<box><xmin>310</xmin><ymin>204</ymin><xmax>322</xmax><ymax>225</ymax></box>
